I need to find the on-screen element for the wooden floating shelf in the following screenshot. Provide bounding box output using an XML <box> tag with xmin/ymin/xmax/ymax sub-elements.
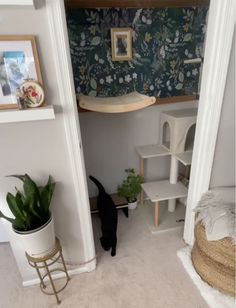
<box><xmin>142</xmin><ymin>180</ymin><xmax>188</xmax><ymax>202</ymax></box>
<box><xmin>136</xmin><ymin>144</ymin><xmax>171</xmax><ymax>159</ymax></box>
<box><xmin>77</xmin><ymin>95</ymin><xmax>197</xmax><ymax>113</ymax></box>
<box><xmin>78</xmin><ymin>91</ymin><xmax>156</xmax><ymax>113</ymax></box>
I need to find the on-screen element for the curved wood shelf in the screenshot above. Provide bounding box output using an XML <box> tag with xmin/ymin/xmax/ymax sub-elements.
<box><xmin>78</xmin><ymin>91</ymin><xmax>156</xmax><ymax>113</ymax></box>
<box><xmin>77</xmin><ymin>94</ymin><xmax>197</xmax><ymax>113</ymax></box>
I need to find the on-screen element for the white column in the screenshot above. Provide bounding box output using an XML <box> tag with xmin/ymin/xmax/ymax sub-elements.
<box><xmin>184</xmin><ymin>0</ymin><xmax>236</xmax><ymax>245</ymax></box>
<box><xmin>168</xmin><ymin>156</ymin><xmax>179</xmax><ymax>212</ymax></box>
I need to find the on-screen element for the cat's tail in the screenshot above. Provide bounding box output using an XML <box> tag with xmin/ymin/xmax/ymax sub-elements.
<box><xmin>89</xmin><ymin>176</ymin><xmax>105</xmax><ymax>193</ymax></box>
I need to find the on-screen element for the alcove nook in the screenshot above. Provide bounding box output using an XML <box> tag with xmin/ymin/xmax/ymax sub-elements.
<box><xmin>184</xmin><ymin>123</ymin><xmax>196</xmax><ymax>151</ymax></box>
<box><xmin>64</xmin><ymin>0</ymin><xmax>209</xmax><ymax>249</ymax></box>
<box><xmin>162</xmin><ymin>122</ymin><xmax>171</xmax><ymax>150</ymax></box>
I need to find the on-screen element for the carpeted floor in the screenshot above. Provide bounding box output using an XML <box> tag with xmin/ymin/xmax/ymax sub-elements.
<box><xmin>0</xmin><ymin>202</ymin><xmax>209</xmax><ymax>308</ymax></box>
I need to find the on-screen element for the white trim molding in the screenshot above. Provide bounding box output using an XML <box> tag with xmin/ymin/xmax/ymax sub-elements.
<box><xmin>184</xmin><ymin>0</ymin><xmax>236</xmax><ymax>245</ymax></box>
<box><xmin>45</xmin><ymin>0</ymin><xmax>96</xmax><ymax>272</ymax></box>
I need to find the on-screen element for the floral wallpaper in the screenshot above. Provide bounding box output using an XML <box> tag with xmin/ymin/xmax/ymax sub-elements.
<box><xmin>66</xmin><ymin>8</ymin><xmax>208</xmax><ymax>98</ymax></box>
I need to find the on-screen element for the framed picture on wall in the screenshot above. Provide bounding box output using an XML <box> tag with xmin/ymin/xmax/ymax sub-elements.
<box><xmin>0</xmin><ymin>35</ymin><xmax>43</xmax><ymax>110</ymax></box>
<box><xmin>111</xmin><ymin>28</ymin><xmax>132</xmax><ymax>61</ymax></box>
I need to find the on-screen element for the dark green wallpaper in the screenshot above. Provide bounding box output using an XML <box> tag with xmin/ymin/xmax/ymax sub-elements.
<box><xmin>66</xmin><ymin>8</ymin><xmax>208</xmax><ymax>98</ymax></box>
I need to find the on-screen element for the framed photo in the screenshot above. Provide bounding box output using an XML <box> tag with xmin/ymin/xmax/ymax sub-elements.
<box><xmin>0</xmin><ymin>35</ymin><xmax>43</xmax><ymax>110</ymax></box>
<box><xmin>110</xmin><ymin>28</ymin><xmax>132</xmax><ymax>61</ymax></box>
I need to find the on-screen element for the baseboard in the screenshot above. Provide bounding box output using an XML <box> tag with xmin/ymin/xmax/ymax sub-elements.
<box><xmin>22</xmin><ymin>263</ymin><xmax>92</xmax><ymax>287</ymax></box>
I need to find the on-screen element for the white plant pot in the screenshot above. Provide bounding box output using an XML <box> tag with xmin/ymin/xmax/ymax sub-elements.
<box><xmin>128</xmin><ymin>200</ymin><xmax>138</xmax><ymax>210</ymax></box>
<box><xmin>13</xmin><ymin>215</ymin><xmax>55</xmax><ymax>258</ymax></box>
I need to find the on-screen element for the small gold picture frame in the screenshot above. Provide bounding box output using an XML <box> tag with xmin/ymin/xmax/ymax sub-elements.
<box><xmin>110</xmin><ymin>28</ymin><xmax>132</xmax><ymax>61</ymax></box>
<box><xmin>0</xmin><ymin>35</ymin><xmax>43</xmax><ymax>110</ymax></box>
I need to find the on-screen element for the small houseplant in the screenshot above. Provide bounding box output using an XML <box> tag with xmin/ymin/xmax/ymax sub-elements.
<box><xmin>0</xmin><ymin>174</ymin><xmax>56</xmax><ymax>257</ymax></box>
<box><xmin>118</xmin><ymin>168</ymin><xmax>144</xmax><ymax>210</ymax></box>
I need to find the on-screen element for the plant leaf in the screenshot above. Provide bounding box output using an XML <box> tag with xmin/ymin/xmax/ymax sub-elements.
<box><xmin>6</xmin><ymin>192</ymin><xmax>25</xmax><ymax>224</ymax></box>
<box><xmin>175</xmin><ymin>83</ymin><xmax>183</xmax><ymax>90</ymax></box>
<box><xmin>88</xmin><ymin>90</ymin><xmax>97</xmax><ymax>97</ymax></box>
<box><xmin>39</xmin><ymin>177</ymin><xmax>56</xmax><ymax>215</ymax></box>
<box><xmin>179</xmin><ymin>72</ymin><xmax>184</xmax><ymax>83</ymax></box>
<box><xmin>23</xmin><ymin>174</ymin><xmax>39</xmax><ymax>198</ymax></box>
<box><xmin>183</xmin><ymin>33</ymin><xmax>192</xmax><ymax>42</ymax></box>
<box><xmin>90</xmin><ymin>78</ymin><xmax>97</xmax><ymax>90</ymax></box>
<box><xmin>91</xmin><ymin>36</ymin><xmax>101</xmax><ymax>46</ymax></box>
<box><xmin>12</xmin><ymin>218</ymin><xmax>26</xmax><ymax>230</ymax></box>
<box><xmin>23</xmin><ymin>174</ymin><xmax>41</xmax><ymax>219</ymax></box>
<box><xmin>15</xmin><ymin>190</ymin><xmax>27</xmax><ymax>209</ymax></box>
<box><xmin>0</xmin><ymin>210</ymin><xmax>15</xmax><ymax>225</ymax></box>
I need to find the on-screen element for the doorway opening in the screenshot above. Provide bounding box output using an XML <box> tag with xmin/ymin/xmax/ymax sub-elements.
<box><xmin>64</xmin><ymin>2</ymin><xmax>209</xmax><ymax>258</ymax></box>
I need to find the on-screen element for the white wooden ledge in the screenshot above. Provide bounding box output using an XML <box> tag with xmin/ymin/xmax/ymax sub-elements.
<box><xmin>0</xmin><ymin>106</ymin><xmax>55</xmax><ymax>124</ymax></box>
<box><xmin>0</xmin><ymin>0</ymin><xmax>35</xmax><ymax>6</ymax></box>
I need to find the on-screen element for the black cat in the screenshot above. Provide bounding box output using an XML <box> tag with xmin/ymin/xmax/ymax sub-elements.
<box><xmin>89</xmin><ymin>176</ymin><xmax>117</xmax><ymax>257</ymax></box>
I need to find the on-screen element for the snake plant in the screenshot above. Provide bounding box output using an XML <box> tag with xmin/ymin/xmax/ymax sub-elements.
<box><xmin>0</xmin><ymin>174</ymin><xmax>56</xmax><ymax>232</ymax></box>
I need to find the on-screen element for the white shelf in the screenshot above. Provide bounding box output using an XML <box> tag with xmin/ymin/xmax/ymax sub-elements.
<box><xmin>175</xmin><ymin>151</ymin><xmax>193</xmax><ymax>166</ymax></box>
<box><xmin>0</xmin><ymin>106</ymin><xmax>55</xmax><ymax>124</ymax></box>
<box><xmin>142</xmin><ymin>180</ymin><xmax>188</xmax><ymax>202</ymax></box>
<box><xmin>136</xmin><ymin>144</ymin><xmax>170</xmax><ymax>159</ymax></box>
<box><xmin>0</xmin><ymin>0</ymin><xmax>35</xmax><ymax>6</ymax></box>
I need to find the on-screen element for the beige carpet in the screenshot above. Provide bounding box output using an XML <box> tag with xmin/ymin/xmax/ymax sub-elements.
<box><xmin>0</xmin><ymin>202</ymin><xmax>208</xmax><ymax>308</ymax></box>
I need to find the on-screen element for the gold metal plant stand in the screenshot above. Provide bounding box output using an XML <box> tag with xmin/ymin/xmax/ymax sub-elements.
<box><xmin>25</xmin><ymin>237</ymin><xmax>70</xmax><ymax>305</ymax></box>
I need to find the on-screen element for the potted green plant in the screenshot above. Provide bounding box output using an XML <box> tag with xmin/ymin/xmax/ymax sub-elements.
<box><xmin>117</xmin><ymin>168</ymin><xmax>144</xmax><ymax>210</ymax></box>
<box><xmin>0</xmin><ymin>174</ymin><xmax>56</xmax><ymax>257</ymax></box>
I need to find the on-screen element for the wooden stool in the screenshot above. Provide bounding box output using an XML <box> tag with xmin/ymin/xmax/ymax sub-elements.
<box><xmin>25</xmin><ymin>237</ymin><xmax>70</xmax><ymax>304</ymax></box>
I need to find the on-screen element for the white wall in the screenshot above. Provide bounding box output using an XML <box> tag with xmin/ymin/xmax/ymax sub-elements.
<box><xmin>80</xmin><ymin>100</ymin><xmax>198</xmax><ymax>197</ymax></box>
<box><xmin>210</xmin><ymin>30</ymin><xmax>235</xmax><ymax>187</ymax></box>
<box><xmin>0</xmin><ymin>4</ymin><xmax>86</xmax><ymax>283</ymax></box>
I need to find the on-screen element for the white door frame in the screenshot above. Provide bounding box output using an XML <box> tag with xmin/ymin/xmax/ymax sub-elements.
<box><xmin>45</xmin><ymin>0</ymin><xmax>96</xmax><ymax>271</ymax></box>
<box><xmin>184</xmin><ymin>0</ymin><xmax>236</xmax><ymax>245</ymax></box>
<box><xmin>44</xmin><ymin>0</ymin><xmax>235</xmax><ymax>257</ymax></box>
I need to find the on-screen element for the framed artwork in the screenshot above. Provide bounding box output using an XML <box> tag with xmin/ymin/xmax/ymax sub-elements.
<box><xmin>0</xmin><ymin>35</ymin><xmax>43</xmax><ymax>110</ymax></box>
<box><xmin>19</xmin><ymin>80</ymin><xmax>45</xmax><ymax>108</ymax></box>
<box><xmin>110</xmin><ymin>28</ymin><xmax>132</xmax><ymax>61</ymax></box>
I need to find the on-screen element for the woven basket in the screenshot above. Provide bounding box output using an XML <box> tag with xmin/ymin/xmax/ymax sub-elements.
<box><xmin>192</xmin><ymin>222</ymin><xmax>235</xmax><ymax>297</ymax></box>
<box><xmin>194</xmin><ymin>222</ymin><xmax>235</xmax><ymax>269</ymax></box>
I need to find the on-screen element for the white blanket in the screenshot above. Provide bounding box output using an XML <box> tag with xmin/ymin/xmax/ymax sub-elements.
<box><xmin>194</xmin><ymin>187</ymin><xmax>235</xmax><ymax>243</ymax></box>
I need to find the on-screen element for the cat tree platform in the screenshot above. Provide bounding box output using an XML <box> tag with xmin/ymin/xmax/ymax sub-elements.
<box><xmin>78</xmin><ymin>92</ymin><xmax>156</xmax><ymax>113</ymax></box>
<box><xmin>136</xmin><ymin>144</ymin><xmax>171</xmax><ymax>158</ymax></box>
<box><xmin>174</xmin><ymin>150</ymin><xmax>193</xmax><ymax>166</ymax></box>
<box><xmin>141</xmin><ymin>180</ymin><xmax>188</xmax><ymax>227</ymax></box>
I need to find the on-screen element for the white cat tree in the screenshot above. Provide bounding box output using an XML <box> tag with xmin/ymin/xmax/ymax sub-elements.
<box><xmin>136</xmin><ymin>108</ymin><xmax>197</xmax><ymax>227</ymax></box>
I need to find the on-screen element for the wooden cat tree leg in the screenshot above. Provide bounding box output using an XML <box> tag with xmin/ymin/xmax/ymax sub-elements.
<box><xmin>184</xmin><ymin>165</ymin><xmax>191</xmax><ymax>179</ymax></box>
<box><xmin>140</xmin><ymin>157</ymin><xmax>144</xmax><ymax>205</ymax></box>
<box><xmin>154</xmin><ymin>201</ymin><xmax>159</xmax><ymax>227</ymax></box>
